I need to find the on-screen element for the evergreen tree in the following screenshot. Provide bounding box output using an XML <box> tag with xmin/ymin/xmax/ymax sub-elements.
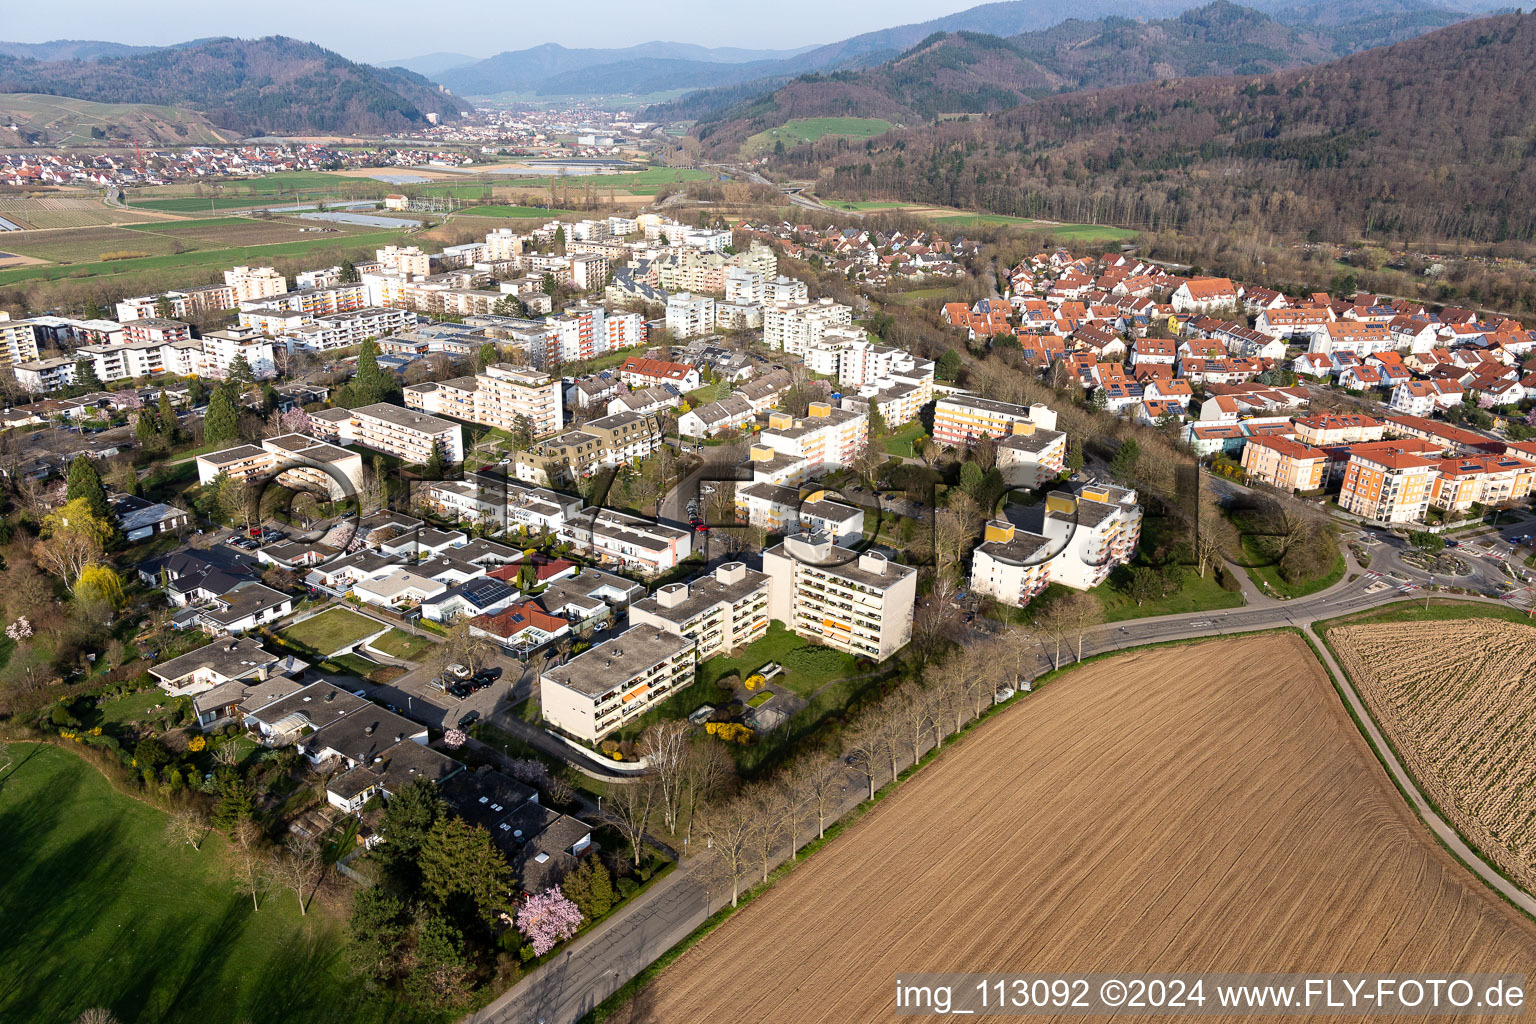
<box><xmin>73</xmin><ymin>358</ymin><xmax>103</xmax><ymax>392</ymax></box>
<box><xmin>187</xmin><ymin>378</ymin><xmax>207</xmax><ymax>407</ymax></box>
<box><xmin>339</xmin><ymin>259</ymin><xmax>358</xmax><ymax>284</ymax></box>
<box><xmin>937</xmin><ymin>349</ymin><xmax>962</xmax><ymax>381</ymax></box>
<box><xmin>66</xmin><ymin>455</ymin><xmax>110</xmax><ymax>520</ymax></box>
<box><xmin>134</xmin><ymin>407</ymin><xmax>161</xmax><ymax>449</ymax></box>
<box><xmin>425</xmin><ymin>445</ymin><xmax>445</xmax><ymax>479</ymax></box>
<box><xmin>154</xmin><ymin>294</ymin><xmax>174</xmax><ymax>320</ymax></box>
<box><xmin>203</xmin><ymin>388</ymin><xmax>240</xmax><ymax>447</ymax></box>
<box><xmin>476</xmin><ymin>343</ymin><xmax>497</xmax><ymax>373</ymax></box>
<box><xmin>553</xmin><ymin>225</ymin><xmax>566</xmax><ymax>255</ymax></box>
<box><xmin>867</xmin><ymin>399</ymin><xmax>887</xmax><ymax>438</ymax></box>
<box><xmin>260</xmin><ymin>383</ymin><xmax>280</xmax><ymax>414</ymax></box>
<box><xmin>227</xmin><ymin>354</ymin><xmax>256</xmax><ymax>388</ymax></box>
<box><xmin>352</xmin><ymin>338</ymin><xmax>397</xmax><ymax>405</ymax></box>
<box><xmin>157</xmin><ymin>391</ymin><xmax>180</xmax><ymax>443</ymax></box>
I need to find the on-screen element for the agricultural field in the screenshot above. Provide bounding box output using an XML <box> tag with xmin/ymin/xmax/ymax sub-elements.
<box><xmin>0</xmin><ymin>196</ymin><xmax>166</xmax><ymax>230</ymax></box>
<box><xmin>1327</xmin><ymin>613</ymin><xmax>1536</xmax><ymax>891</ymax></box>
<box><xmin>743</xmin><ymin>117</ymin><xmax>896</xmax><ymax>155</ymax></box>
<box><xmin>0</xmin><ymin>227</ymin><xmax>408</xmax><ymax>287</ymax></box>
<box><xmin>613</xmin><ymin>635</ymin><xmax>1536</xmax><ymax>1021</ymax></box>
<box><xmin>0</xmin><ymin>743</ymin><xmax>423</xmax><ymax>1024</ymax></box>
<box><xmin>0</xmin><ymin>216</ymin><xmax>369</xmax><ymax>268</ymax></box>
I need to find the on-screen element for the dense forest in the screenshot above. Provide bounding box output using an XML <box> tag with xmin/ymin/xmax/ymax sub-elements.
<box><xmin>0</xmin><ymin>37</ymin><xmax>468</xmax><ymax>135</ymax></box>
<box><xmin>682</xmin><ymin>0</ymin><xmax>1463</xmax><ymax>146</ymax></box>
<box><xmin>780</xmin><ymin>13</ymin><xmax>1536</xmax><ymax>243</ymax></box>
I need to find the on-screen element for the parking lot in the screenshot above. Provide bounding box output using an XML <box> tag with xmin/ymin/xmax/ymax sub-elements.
<box><xmin>367</xmin><ymin>646</ymin><xmax>531</xmax><ymax>732</ymax></box>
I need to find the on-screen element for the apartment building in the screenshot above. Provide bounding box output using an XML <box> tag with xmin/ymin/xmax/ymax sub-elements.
<box><xmin>763</xmin><ymin>532</ymin><xmax>917</xmax><ymax>661</ymax></box>
<box><xmin>763</xmin><ymin>298</ymin><xmax>852</xmax><ymax>356</ymax></box>
<box><xmin>1040</xmin><ymin>483</ymin><xmax>1143</xmax><ymax>590</ymax></box>
<box><xmin>970</xmin><ymin>519</ymin><xmax>1054</xmax><ymax>609</ymax></box>
<box><xmin>13</xmin><ymin>355</ymin><xmax>74</xmax><ymax>392</ymax></box>
<box><xmin>287</xmin><ymin>307</ymin><xmax>416</xmax><ymax>351</ymax></box>
<box><xmin>0</xmin><ymin>313</ymin><xmax>41</xmax><ymax>368</ymax></box>
<box><xmin>424</xmin><ymin>473</ymin><xmax>581</xmax><ymax>533</ymax></box>
<box><xmin>933</xmin><ymin>395</ymin><xmax>1059</xmax><ymax>448</ymax></box>
<box><xmin>377</xmin><ymin>245</ymin><xmax>432</xmax><ymax>276</ymax></box>
<box><xmin>1339</xmin><ymin>448</ymin><xmax>1440</xmax><ymax>523</ymax></box>
<box><xmin>995</xmin><ymin>424</ymin><xmax>1069</xmax><ymax>488</ymax></box>
<box><xmin>630</xmin><ymin>561</ymin><xmax>771</xmax><ymax>661</ymax></box>
<box><xmin>310</xmin><ymin>402</ymin><xmax>464</xmax><ymax>465</ymax></box>
<box><xmin>199</xmin><ymin>327</ymin><xmax>285</xmax><ymax>378</ymax></box>
<box><xmin>756</xmin><ymin>403</ymin><xmax>868</xmax><ymax>475</ymax></box>
<box><xmin>557</xmin><ymin>507</ymin><xmax>692</xmax><ymax>575</ymax></box>
<box><xmin>1292</xmin><ymin>413</ymin><xmax>1385</xmax><ymax>447</ymax></box>
<box><xmin>569</xmin><ymin>253</ymin><xmax>610</xmax><ymax>292</ymax></box>
<box><xmin>122</xmin><ymin>318</ymin><xmax>192</xmax><ymax>346</ymax></box>
<box><xmin>1430</xmin><ymin>453</ymin><xmax>1536</xmax><ymax>514</ymax></box>
<box><xmin>540</xmin><ymin>624</ymin><xmax>699</xmax><ymax>742</ymax></box>
<box><xmin>1240</xmin><ymin>435</ymin><xmax>1328</xmax><ymax>492</ymax></box>
<box><xmin>196</xmin><ymin>434</ymin><xmax>364</xmax><ymax>500</ymax></box>
<box><xmin>665</xmin><ymin>292</ymin><xmax>716</xmax><ymax>339</ymax></box>
<box><xmin>407</xmin><ymin>364</ymin><xmax>564</xmax><ymax>437</ymax></box>
<box><xmin>223</xmin><ymin>266</ymin><xmax>288</xmax><ymax>304</ymax></box>
<box><xmin>77</xmin><ymin>340</ymin><xmax>166</xmax><ymax>382</ymax></box>
<box><xmin>247</xmin><ymin>282</ymin><xmax>371</xmax><ymax>317</ymax></box>
<box><xmin>1384</xmin><ymin>414</ymin><xmax>1498</xmax><ymax>455</ymax></box>
<box><xmin>513</xmin><ymin>412</ymin><xmax>661</xmax><ymax>486</ymax></box>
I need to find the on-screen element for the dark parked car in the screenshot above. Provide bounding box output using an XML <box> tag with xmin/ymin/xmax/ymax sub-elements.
<box><xmin>457</xmin><ymin>710</ymin><xmax>481</xmax><ymax>729</ymax></box>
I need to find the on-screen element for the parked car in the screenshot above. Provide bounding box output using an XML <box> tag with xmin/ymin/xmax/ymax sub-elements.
<box><xmin>457</xmin><ymin>710</ymin><xmax>481</xmax><ymax>729</ymax></box>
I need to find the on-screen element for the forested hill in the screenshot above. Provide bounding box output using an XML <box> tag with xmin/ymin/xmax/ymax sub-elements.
<box><xmin>0</xmin><ymin>37</ymin><xmax>468</xmax><ymax>135</ymax></box>
<box><xmin>690</xmin><ymin>3</ymin><xmax>1355</xmax><ymax>152</ymax></box>
<box><xmin>795</xmin><ymin>12</ymin><xmax>1536</xmax><ymax>243</ymax></box>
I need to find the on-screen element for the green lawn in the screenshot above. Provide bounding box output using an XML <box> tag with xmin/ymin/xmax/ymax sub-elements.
<box><xmin>92</xmin><ymin>687</ymin><xmax>177</xmax><ymax>729</ymax></box>
<box><xmin>460</xmin><ymin>205</ymin><xmax>573</xmax><ymax>219</ymax></box>
<box><xmin>684</xmin><ymin>380</ymin><xmax>727</xmax><ymax>405</ymax></box>
<box><xmin>747</xmin><ymin>690</ymin><xmax>774</xmax><ymax>708</ymax></box>
<box><xmin>277</xmin><ymin>607</ymin><xmax>385</xmax><ymax>657</ymax></box>
<box><xmin>0</xmin><ymin>743</ymin><xmax>425</xmax><ymax>1024</ymax></box>
<box><xmin>697</xmin><ymin>622</ymin><xmax>861</xmax><ymax>698</ymax></box>
<box><xmin>1234</xmin><ymin>511</ymin><xmax>1347</xmax><ymax>600</ymax></box>
<box><xmin>827</xmin><ymin>200</ymin><xmax>918</xmax><ymax>212</ymax></box>
<box><xmin>131</xmin><ymin>196</ymin><xmax>297</xmax><ymax>212</ymax></box>
<box><xmin>880</xmin><ymin>420</ymin><xmax>927</xmax><ymax>458</ymax></box>
<box><xmin>743</xmin><ymin>117</ymin><xmax>895</xmax><ymax>155</ymax></box>
<box><xmin>367</xmin><ymin>629</ymin><xmax>436</xmax><ymax>662</ymax></box>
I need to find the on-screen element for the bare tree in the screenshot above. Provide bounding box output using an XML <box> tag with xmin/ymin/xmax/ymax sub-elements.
<box><xmin>165</xmin><ymin>808</ymin><xmax>208</xmax><ymax>851</ymax></box>
<box><xmin>894</xmin><ymin>684</ymin><xmax>934</xmax><ymax>769</ymax></box>
<box><xmin>778</xmin><ymin>765</ymin><xmax>812</xmax><ymax>860</ymax></box>
<box><xmin>605</xmin><ymin>771</ymin><xmax>659</xmax><ymax>868</ymax></box>
<box><xmin>278</xmin><ymin>836</ymin><xmax>324</xmax><ymax>916</ymax></box>
<box><xmin>1065</xmin><ymin>592</ymin><xmax>1104</xmax><ymax>662</ymax></box>
<box><xmin>697</xmin><ymin>796</ymin><xmax>756</xmax><ymax>907</ymax></box>
<box><xmin>227</xmin><ymin>819</ymin><xmax>270</xmax><ymax>912</ymax></box>
<box><xmin>844</xmin><ymin>733</ymin><xmax>879</xmax><ymax>801</ymax></box>
<box><xmin>746</xmin><ymin>785</ymin><xmax>787</xmax><ymax>885</ymax></box>
<box><xmin>679</xmin><ymin>739</ymin><xmax>734</xmax><ymax>848</ymax></box>
<box><xmin>74</xmin><ymin>1010</ymin><xmax>120</xmax><ymax>1024</ymax></box>
<box><xmin>640</xmin><ymin>720</ymin><xmax>690</xmax><ymax>835</ymax></box>
<box><xmin>797</xmin><ymin>755</ymin><xmax>843</xmax><ymax>840</ymax></box>
<box><xmin>1034</xmin><ymin>600</ymin><xmax>1073</xmax><ymax>670</ymax></box>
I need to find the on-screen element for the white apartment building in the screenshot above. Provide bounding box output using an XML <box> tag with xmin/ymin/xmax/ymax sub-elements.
<box><xmin>763</xmin><ymin>298</ymin><xmax>852</xmax><ymax>356</ymax></box>
<box><xmin>1040</xmin><ymin>483</ymin><xmax>1143</xmax><ymax>590</ymax></box>
<box><xmin>311</xmin><ymin>402</ymin><xmax>464</xmax><ymax>465</ymax></box>
<box><xmin>377</xmin><ymin>245</ymin><xmax>432</xmax><ymax>276</ymax></box>
<box><xmin>287</xmin><ymin>307</ymin><xmax>416</xmax><ymax>352</ymax></box>
<box><xmin>765</xmin><ymin>275</ymin><xmax>808</xmax><ymax>305</ymax></box>
<box><xmin>756</xmin><ymin>402</ymin><xmax>868</xmax><ymax>475</ymax></box>
<box><xmin>13</xmin><ymin>356</ymin><xmax>75</xmax><ymax>392</ymax></box>
<box><xmin>933</xmin><ymin>395</ymin><xmax>1058</xmax><ymax>448</ymax></box>
<box><xmin>763</xmin><ymin>532</ymin><xmax>917</xmax><ymax>661</ymax></box>
<box><xmin>424</xmin><ymin>473</ymin><xmax>581</xmax><ymax>533</ymax></box>
<box><xmin>223</xmin><ymin>266</ymin><xmax>288</xmax><ymax>304</ymax></box>
<box><xmin>196</xmin><ymin>434</ymin><xmax>365</xmax><ymax>500</ymax></box>
<box><xmin>629</xmin><ymin>561</ymin><xmax>771</xmax><ymax>661</ymax></box>
<box><xmin>724</xmin><ymin>267</ymin><xmax>764</xmax><ymax>305</ymax></box>
<box><xmin>996</xmin><ymin>425</ymin><xmax>1069</xmax><ymax>488</ymax></box>
<box><xmin>970</xmin><ymin>520</ymin><xmax>1054</xmax><ymax>609</ymax></box>
<box><xmin>407</xmin><ymin>364</ymin><xmax>564</xmax><ymax>437</ymax></box>
<box><xmin>666</xmin><ymin>292</ymin><xmax>716</xmax><ymax>339</ymax></box>
<box><xmin>558</xmin><ymin>507</ymin><xmax>692</xmax><ymax>575</ymax></box>
<box><xmin>200</xmin><ymin>328</ymin><xmax>286</xmax><ymax>378</ymax></box>
<box><xmin>0</xmin><ymin>313</ymin><xmax>42</xmax><ymax>368</ymax></box>
<box><xmin>540</xmin><ymin>624</ymin><xmax>699</xmax><ymax>742</ymax></box>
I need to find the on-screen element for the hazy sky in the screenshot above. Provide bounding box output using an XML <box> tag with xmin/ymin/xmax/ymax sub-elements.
<box><xmin>5</xmin><ymin>0</ymin><xmax>982</xmax><ymax>64</ymax></box>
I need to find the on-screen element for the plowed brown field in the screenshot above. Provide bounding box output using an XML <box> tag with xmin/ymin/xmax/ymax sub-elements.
<box><xmin>1330</xmin><ymin>617</ymin><xmax>1536</xmax><ymax>892</ymax></box>
<box><xmin>615</xmin><ymin>635</ymin><xmax>1536</xmax><ymax>1023</ymax></box>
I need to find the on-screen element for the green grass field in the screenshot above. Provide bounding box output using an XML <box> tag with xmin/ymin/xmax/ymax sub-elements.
<box><xmin>826</xmin><ymin>200</ymin><xmax>920</xmax><ymax>212</ymax></box>
<box><xmin>491</xmin><ymin>166</ymin><xmax>710</xmax><ymax>196</ymax></box>
<box><xmin>367</xmin><ymin>629</ymin><xmax>436</xmax><ymax>661</ymax></box>
<box><xmin>697</xmin><ymin>622</ymin><xmax>861</xmax><ymax>698</ymax></box>
<box><xmin>460</xmin><ymin>205</ymin><xmax>573</xmax><ymax>219</ymax></box>
<box><xmin>0</xmin><ymin>743</ymin><xmax>425</xmax><ymax>1024</ymax></box>
<box><xmin>744</xmin><ymin>118</ymin><xmax>896</xmax><ymax>155</ymax></box>
<box><xmin>0</xmin><ymin>228</ymin><xmax>409</xmax><ymax>286</ymax></box>
<box><xmin>131</xmin><ymin>196</ymin><xmax>297</xmax><ymax>213</ymax></box>
<box><xmin>880</xmin><ymin>420</ymin><xmax>927</xmax><ymax>458</ymax></box>
<box><xmin>278</xmin><ymin>607</ymin><xmax>385</xmax><ymax>657</ymax></box>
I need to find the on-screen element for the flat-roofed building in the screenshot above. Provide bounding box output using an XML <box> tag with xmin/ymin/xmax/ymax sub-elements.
<box><xmin>996</xmin><ymin>424</ymin><xmax>1068</xmax><ymax>488</ymax></box>
<box><xmin>540</xmin><ymin>624</ymin><xmax>699</xmax><ymax>741</ymax></box>
<box><xmin>1040</xmin><ymin>482</ymin><xmax>1143</xmax><ymax>590</ymax></box>
<box><xmin>970</xmin><ymin>520</ymin><xmax>1054</xmax><ymax>609</ymax></box>
<box><xmin>763</xmin><ymin>532</ymin><xmax>917</xmax><ymax>661</ymax></box>
<box><xmin>933</xmin><ymin>395</ymin><xmax>1058</xmax><ymax>448</ymax></box>
<box><xmin>196</xmin><ymin>433</ymin><xmax>364</xmax><ymax>500</ymax></box>
<box><xmin>558</xmin><ymin>507</ymin><xmax>692</xmax><ymax>575</ymax></box>
<box><xmin>756</xmin><ymin>402</ymin><xmax>867</xmax><ymax>475</ymax></box>
<box><xmin>311</xmin><ymin>402</ymin><xmax>464</xmax><ymax>465</ymax></box>
<box><xmin>629</xmin><ymin>561</ymin><xmax>770</xmax><ymax>660</ymax></box>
